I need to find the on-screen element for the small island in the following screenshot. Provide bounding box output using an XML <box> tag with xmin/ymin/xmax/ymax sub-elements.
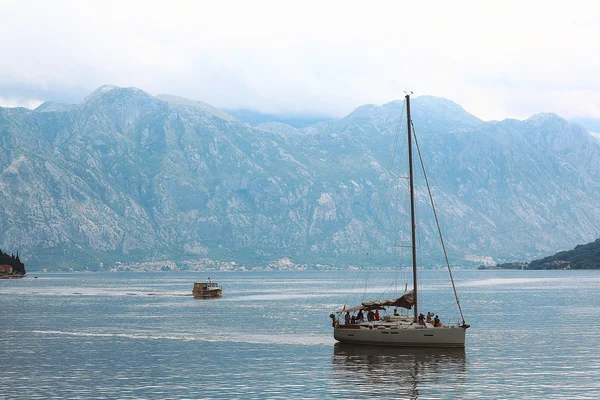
<box><xmin>0</xmin><ymin>249</ymin><xmax>26</xmax><ymax>278</ymax></box>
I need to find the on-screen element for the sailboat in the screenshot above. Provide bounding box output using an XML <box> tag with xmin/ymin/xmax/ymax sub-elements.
<box><xmin>330</xmin><ymin>93</ymin><xmax>470</xmax><ymax>348</ymax></box>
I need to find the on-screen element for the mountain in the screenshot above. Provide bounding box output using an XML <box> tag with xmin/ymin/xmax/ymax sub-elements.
<box><xmin>2</xmin><ymin>85</ymin><xmax>600</xmax><ymax>270</ymax></box>
<box><xmin>528</xmin><ymin>238</ymin><xmax>600</xmax><ymax>269</ymax></box>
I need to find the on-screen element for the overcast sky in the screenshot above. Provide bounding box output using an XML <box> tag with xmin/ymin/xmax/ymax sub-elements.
<box><xmin>1</xmin><ymin>0</ymin><xmax>598</xmax><ymax>121</ymax></box>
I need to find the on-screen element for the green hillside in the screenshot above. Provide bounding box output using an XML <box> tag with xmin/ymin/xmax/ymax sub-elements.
<box><xmin>528</xmin><ymin>238</ymin><xmax>600</xmax><ymax>269</ymax></box>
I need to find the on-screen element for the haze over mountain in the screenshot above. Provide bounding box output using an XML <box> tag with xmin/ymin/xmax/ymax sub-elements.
<box><xmin>571</xmin><ymin>117</ymin><xmax>600</xmax><ymax>140</ymax></box>
<box><xmin>1</xmin><ymin>85</ymin><xmax>600</xmax><ymax>270</ymax></box>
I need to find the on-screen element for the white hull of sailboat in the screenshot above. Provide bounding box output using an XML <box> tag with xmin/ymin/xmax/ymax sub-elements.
<box><xmin>333</xmin><ymin>325</ymin><xmax>466</xmax><ymax>348</ymax></box>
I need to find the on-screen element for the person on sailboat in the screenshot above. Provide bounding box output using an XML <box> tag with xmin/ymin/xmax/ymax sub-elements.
<box><xmin>427</xmin><ymin>312</ymin><xmax>434</xmax><ymax>324</ymax></box>
<box><xmin>434</xmin><ymin>315</ymin><xmax>441</xmax><ymax>327</ymax></box>
<box><xmin>344</xmin><ymin>312</ymin><xmax>351</xmax><ymax>325</ymax></box>
<box><xmin>393</xmin><ymin>309</ymin><xmax>399</xmax><ymax>316</ymax></box>
<box><xmin>367</xmin><ymin>310</ymin><xmax>375</xmax><ymax>322</ymax></box>
<box><xmin>357</xmin><ymin>309</ymin><xmax>364</xmax><ymax>322</ymax></box>
<box><xmin>418</xmin><ymin>313</ymin><xmax>426</xmax><ymax>327</ymax></box>
<box><xmin>374</xmin><ymin>309</ymin><xmax>381</xmax><ymax>321</ymax></box>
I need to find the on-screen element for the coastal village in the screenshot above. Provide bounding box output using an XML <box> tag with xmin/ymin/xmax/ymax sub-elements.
<box><xmin>108</xmin><ymin>257</ymin><xmax>337</xmax><ymax>272</ymax></box>
<box><xmin>63</xmin><ymin>257</ymin><xmax>448</xmax><ymax>273</ymax></box>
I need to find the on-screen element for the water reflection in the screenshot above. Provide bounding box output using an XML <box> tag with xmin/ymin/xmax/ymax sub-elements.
<box><xmin>331</xmin><ymin>344</ymin><xmax>467</xmax><ymax>399</ymax></box>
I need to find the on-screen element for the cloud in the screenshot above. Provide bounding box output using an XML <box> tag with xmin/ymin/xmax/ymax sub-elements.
<box><xmin>1</xmin><ymin>0</ymin><xmax>599</xmax><ymax>120</ymax></box>
<box><xmin>0</xmin><ymin>96</ymin><xmax>43</xmax><ymax>109</ymax></box>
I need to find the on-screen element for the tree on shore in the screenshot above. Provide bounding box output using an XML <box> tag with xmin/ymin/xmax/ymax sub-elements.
<box><xmin>0</xmin><ymin>249</ymin><xmax>26</xmax><ymax>275</ymax></box>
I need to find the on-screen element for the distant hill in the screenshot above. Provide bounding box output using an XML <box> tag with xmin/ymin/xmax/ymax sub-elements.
<box><xmin>528</xmin><ymin>238</ymin><xmax>600</xmax><ymax>269</ymax></box>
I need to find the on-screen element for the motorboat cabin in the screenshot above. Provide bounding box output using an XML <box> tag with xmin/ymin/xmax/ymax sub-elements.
<box><xmin>192</xmin><ymin>281</ymin><xmax>222</xmax><ymax>298</ymax></box>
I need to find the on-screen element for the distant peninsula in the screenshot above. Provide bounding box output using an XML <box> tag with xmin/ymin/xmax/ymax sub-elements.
<box><xmin>0</xmin><ymin>249</ymin><xmax>26</xmax><ymax>278</ymax></box>
<box><xmin>482</xmin><ymin>238</ymin><xmax>600</xmax><ymax>270</ymax></box>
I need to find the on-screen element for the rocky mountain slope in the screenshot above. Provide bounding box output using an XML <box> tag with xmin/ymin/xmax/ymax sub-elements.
<box><xmin>2</xmin><ymin>86</ymin><xmax>600</xmax><ymax>270</ymax></box>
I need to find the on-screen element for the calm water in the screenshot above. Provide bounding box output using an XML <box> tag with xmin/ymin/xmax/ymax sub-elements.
<box><xmin>1</xmin><ymin>269</ymin><xmax>599</xmax><ymax>399</ymax></box>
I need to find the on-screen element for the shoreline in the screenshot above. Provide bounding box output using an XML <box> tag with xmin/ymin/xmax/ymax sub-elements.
<box><xmin>0</xmin><ymin>274</ymin><xmax>26</xmax><ymax>279</ymax></box>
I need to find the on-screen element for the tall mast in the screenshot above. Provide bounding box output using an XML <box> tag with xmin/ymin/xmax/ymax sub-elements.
<box><xmin>406</xmin><ymin>93</ymin><xmax>418</xmax><ymax>322</ymax></box>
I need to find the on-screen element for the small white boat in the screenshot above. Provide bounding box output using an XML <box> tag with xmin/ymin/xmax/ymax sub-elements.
<box><xmin>330</xmin><ymin>93</ymin><xmax>469</xmax><ymax>348</ymax></box>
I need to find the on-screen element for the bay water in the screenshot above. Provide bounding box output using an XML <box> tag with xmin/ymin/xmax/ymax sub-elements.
<box><xmin>1</xmin><ymin>269</ymin><xmax>599</xmax><ymax>399</ymax></box>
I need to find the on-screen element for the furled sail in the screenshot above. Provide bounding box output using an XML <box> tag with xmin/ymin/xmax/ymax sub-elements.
<box><xmin>360</xmin><ymin>291</ymin><xmax>415</xmax><ymax>310</ymax></box>
<box><xmin>391</xmin><ymin>291</ymin><xmax>414</xmax><ymax>309</ymax></box>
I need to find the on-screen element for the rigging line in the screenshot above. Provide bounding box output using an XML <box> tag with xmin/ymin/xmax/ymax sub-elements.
<box><xmin>401</xmin><ymin>165</ymin><xmax>412</xmax><ymax>294</ymax></box>
<box><xmin>399</xmin><ymin>242</ymin><xmax>407</xmax><ymax>297</ymax></box>
<box><xmin>411</xmin><ymin>120</ymin><xmax>467</xmax><ymax>325</ymax></box>
<box><xmin>394</xmin><ymin>235</ymin><xmax>398</xmax><ymax>296</ymax></box>
<box><xmin>415</xmin><ymin>197</ymin><xmax>423</xmax><ymax>300</ymax></box>
<box><xmin>393</xmin><ymin>176</ymin><xmax>401</xmax><ymax>295</ymax></box>
<box><xmin>349</xmin><ymin>106</ymin><xmax>406</xmax><ymax>301</ymax></box>
<box><xmin>358</xmin><ymin>99</ymin><xmax>407</xmax><ymax>300</ymax></box>
<box><xmin>412</xmin><ymin>177</ymin><xmax>424</xmax><ymax>306</ymax></box>
<box><xmin>389</xmin><ymin>120</ymin><xmax>411</xmax><ymax>291</ymax></box>
<box><xmin>350</xmin><ymin>111</ymin><xmax>402</xmax><ymax>276</ymax></box>
<box><xmin>362</xmin><ymin>268</ymin><xmax>370</xmax><ymax>301</ymax></box>
<box><xmin>358</xmin><ymin>111</ymin><xmax>401</xmax><ymax>285</ymax></box>
<box><xmin>342</xmin><ymin>264</ymin><xmax>364</xmax><ymax>308</ymax></box>
<box><xmin>379</xmin><ymin>101</ymin><xmax>406</xmax><ymax>260</ymax></box>
<box><xmin>390</xmin><ymin>104</ymin><xmax>409</xmax><ymax>298</ymax></box>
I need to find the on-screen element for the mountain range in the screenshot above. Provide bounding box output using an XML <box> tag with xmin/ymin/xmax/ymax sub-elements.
<box><xmin>1</xmin><ymin>85</ymin><xmax>600</xmax><ymax>270</ymax></box>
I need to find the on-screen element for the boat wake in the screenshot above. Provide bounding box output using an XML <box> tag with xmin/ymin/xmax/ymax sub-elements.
<box><xmin>13</xmin><ymin>329</ymin><xmax>335</xmax><ymax>346</ymax></box>
<box><xmin>0</xmin><ymin>288</ymin><xmax>193</xmax><ymax>297</ymax></box>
